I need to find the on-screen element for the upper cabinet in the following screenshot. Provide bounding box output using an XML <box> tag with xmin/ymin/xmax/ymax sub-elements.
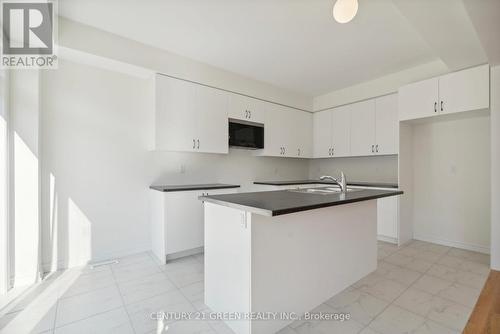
<box><xmin>375</xmin><ymin>94</ymin><xmax>399</xmax><ymax>155</ymax></box>
<box><xmin>290</xmin><ymin>108</ymin><xmax>312</xmax><ymax>158</ymax></box>
<box><xmin>312</xmin><ymin>109</ymin><xmax>332</xmax><ymax>158</ymax></box>
<box><xmin>258</xmin><ymin>105</ymin><xmax>312</xmax><ymax>158</ymax></box>
<box><xmin>155</xmin><ymin>75</ymin><xmax>228</xmax><ymax>154</ymax></box>
<box><xmin>193</xmin><ymin>85</ymin><xmax>229</xmax><ymax>154</ymax></box>
<box><xmin>438</xmin><ymin>65</ymin><xmax>490</xmax><ymax>115</ymax></box>
<box><xmin>350</xmin><ymin>100</ymin><xmax>376</xmax><ymax>156</ymax></box>
<box><xmin>398</xmin><ymin>78</ymin><xmax>439</xmax><ymax>121</ymax></box>
<box><xmin>155</xmin><ymin>74</ymin><xmax>402</xmax><ymax>158</ymax></box>
<box><xmin>312</xmin><ymin>105</ymin><xmax>350</xmax><ymax>158</ymax></box>
<box><xmin>399</xmin><ymin>64</ymin><xmax>489</xmax><ymax>121</ymax></box>
<box><xmin>331</xmin><ymin>106</ymin><xmax>351</xmax><ymax>157</ymax></box>
<box><xmin>314</xmin><ymin>94</ymin><xmax>398</xmax><ymax>158</ymax></box>
<box><xmin>228</xmin><ymin>94</ymin><xmax>266</xmax><ymax>124</ymax></box>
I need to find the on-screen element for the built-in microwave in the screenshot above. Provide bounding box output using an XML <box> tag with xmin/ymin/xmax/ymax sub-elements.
<box><xmin>228</xmin><ymin>119</ymin><xmax>264</xmax><ymax>149</ymax></box>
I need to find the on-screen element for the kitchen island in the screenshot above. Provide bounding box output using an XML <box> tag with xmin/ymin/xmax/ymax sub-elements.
<box><xmin>199</xmin><ymin>187</ymin><xmax>402</xmax><ymax>334</ymax></box>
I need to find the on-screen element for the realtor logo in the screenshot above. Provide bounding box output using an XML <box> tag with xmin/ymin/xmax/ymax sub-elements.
<box><xmin>1</xmin><ymin>1</ymin><xmax>57</xmax><ymax>68</ymax></box>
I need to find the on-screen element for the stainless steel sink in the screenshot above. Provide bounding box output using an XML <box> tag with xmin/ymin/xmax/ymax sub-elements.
<box><xmin>288</xmin><ymin>187</ymin><xmax>361</xmax><ymax>195</ymax></box>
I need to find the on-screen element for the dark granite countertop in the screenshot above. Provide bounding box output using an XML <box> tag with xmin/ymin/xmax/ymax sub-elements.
<box><xmin>254</xmin><ymin>180</ymin><xmax>398</xmax><ymax>189</ymax></box>
<box><xmin>200</xmin><ymin>187</ymin><xmax>403</xmax><ymax>216</ymax></box>
<box><xmin>150</xmin><ymin>183</ymin><xmax>240</xmax><ymax>192</ymax></box>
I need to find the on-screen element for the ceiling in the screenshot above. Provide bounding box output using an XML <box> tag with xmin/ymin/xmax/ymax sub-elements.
<box><xmin>59</xmin><ymin>0</ymin><xmax>496</xmax><ymax>97</ymax></box>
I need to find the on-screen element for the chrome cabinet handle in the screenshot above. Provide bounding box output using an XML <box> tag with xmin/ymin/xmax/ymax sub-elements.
<box><xmin>441</xmin><ymin>101</ymin><xmax>444</xmax><ymax>112</ymax></box>
<box><xmin>197</xmin><ymin>139</ymin><xmax>200</xmax><ymax>149</ymax></box>
<box><xmin>248</xmin><ymin>110</ymin><xmax>251</xmax><ymax>119</ymax></box>
<box><xmin>332</xmin><ymin>146</ymin><xmax>334</xmax><ymax>156</ymax></box>
<box><xmin>193</xmin><ymin>139</ymin><xmax>196</xmax><ymax>149</ymax></box>
<box><xmin>371</xmin><ymin>145</ymin><xmax>375</xmax><ymax>153</ymax></box>
<box><xmin>434</xmin><ymin>102</ymin><xmax>437</xmax><ymax>113</ymax></box>
<box><xmin>298</xmin><ymin>148</ymin><xmax>301</xmax><ymax>156</ymax></box>
<box><xmin>376</xmin><ymin>144</ymin><xmax>379</xmax><ymax>153</ymax></box>
<box><xmin>245</xmin><ymin>110</ymin><xmax>248</xmax><ymax>118</ymax></box>
<box><xmin>328</xmin><ymin>148</ymin><xmax>331</xmax><ymax>156</ymax></box>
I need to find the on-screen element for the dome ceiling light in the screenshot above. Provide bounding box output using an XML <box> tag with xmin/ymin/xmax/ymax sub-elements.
<box><xmin>333</xmin><ymin>0</ymin><xmax>359</xmax><ymax>24</ymax></box>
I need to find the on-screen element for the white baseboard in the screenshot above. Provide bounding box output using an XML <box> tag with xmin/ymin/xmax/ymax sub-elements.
<box><xmin>42</xmin><ymin>242</ymin><xmax>151</xmax><ymax>272</ymax></box>
<box><xmin>413</xmin><ymin>233</ymin><xmax>490</xmax><ymax>254</ymax></box>
<box><xmin>377</xmin><ymin>235</ymin><xmax>398</xmax><ymax>244</ymax></box>
<box><xmin>166</xmin><ymin>247</ymin><xmax>203</xmax><ymax>263</ymax></box>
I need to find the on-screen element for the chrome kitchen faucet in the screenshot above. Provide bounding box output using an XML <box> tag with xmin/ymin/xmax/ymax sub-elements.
<box><xmin>320</xmin><ymin>172</ymin><xmax>347</xmax><ymax>193</ymax></box>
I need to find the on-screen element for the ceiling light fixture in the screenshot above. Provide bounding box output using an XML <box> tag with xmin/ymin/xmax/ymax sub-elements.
<box><xmin>333</xmin><ymin>0</ymin><xmax>359</xmax><ymax>24</ymax></box>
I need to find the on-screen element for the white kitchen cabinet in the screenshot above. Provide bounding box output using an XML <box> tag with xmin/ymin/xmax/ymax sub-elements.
<box><xmin>398</xmin><ymin>77</ymin><xmax>439</xmax><ymax>121</ymax></box>
<box><xmin>313</xmin><ymin>109</ymin><xmax>332</xmax><ymax>158</ymax></box>
<box><xmin>151</xmin><ymin>187</ymin><xmax>238</xmax><ymax>263</ymax></box>
<box><xmin>375</xmin><ymin>94</ymin><xmax>399</xmax><ymax>155</ymax></box>
<box><xmin>228</xmin><ymin>94</ymin><xmax>266</xmax><ymax>124</ymax></box>
<box><xmin>331</xmin><ymin>105</ymin><xmax>351</xmax><ymax>157</ymax></box>
<box><xmin>350</xmin><ymin>100</ymin><xmax>376</xmax><ymax>156</ymax></box>
<box><xmin>155</xmin><ymin>75</ymin><xmax>229</xmax><ymax>154</ymax></box>
<box><xmin>155</xmin><ymin>75</ymin><xmax>197</xmax><ymax>152</ymax></box>
<box><xmin>258</xmin><ymin>105</ymin><xmax>312</xmax><ymax>158</ymax></box>
<box><xmin>348</xmin><ymin>185</ymin><xmax>400</xmax><ymax>244</ymax></box>
<box><xmin>312</xmin><ymin>105</ymin><xmax>350</xmax><ymax>158</ymax></box>
<box><xmin>258</xmin><ymin>104</ymin><xmax>284</xmax><ymax>157</ymax></box>
<box><xmin>314</xmin><ymin>96</ymin><xmax>395</xmax><ymax>158</ymax></box>
<box><xmin>438</xmin><ymin>64</ymin><xmax>489</xmax><ymax>115</ymax></box>
<box><xmin>289</xmin><ymin>109</ymin><xmax>312</xmax><ymax>158</ymax></box>
<box><xmin>399</xmin><ymin>65</ymin><xmax>489</xmax><ymax>121</ymax></box>
<box><xmin>194</xmin><ymin>85</ymin><xmax>229</xmax><ymax>154</ymax></box>
<box><xmin>377</xmin><ymin>196</ymin><xmax>399</xmax><ymax>243</ymax></box>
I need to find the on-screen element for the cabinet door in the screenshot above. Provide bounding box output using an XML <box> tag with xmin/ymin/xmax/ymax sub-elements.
<box><xmin>286</xmin><ymin>108</ymin><xmax>311</xmax><ymax>158</ymax></box>
<box><xmin>259</xmin><ymin>104</ymin><xmax>284</xmax><ymax>157</ymax></box>
<box><xmin>375</xmin><ymin>94</ymin><xmax>398</xmax><ymax>155</ymax></box>
<box><xmin>228</xmin><ymin>94</ymin><xmax>265</xmax><ymax>123</ymax></box>
<box><xmin>313</xmin><ymin>109</ymin><xmax>332</xmax><ymax>158</ymax></box>
<box><xmin>194</xmin><ymin>85</ymin><xmax>229</xmax><ymax>154</ymax></box>
<box><xmin>398</xmin><ymin>77</ymin><xmax>439</xmax><ymax>121</ymax></box>
<box><xmin>377</xmin><ymin>196</ymin><xmax>398</xmax><ymax>241</ymax></box>
<box><xmin>350</xmin><ymin>100</ymin><xmax>376</xmax><ymax>156</ymax></box>
<box><xmin>165</xmin><ymin>191</ymin><xmax>204</xmax><ymax>254</ymax></box>
<box><xmin>296</xmin><ymin>111</ymin><xmax>313</xmax><ymax>158</ymax></box>
<box><xmin>155</xmin><ymin>75</ymin><xmax>197</xmax><ymax>152</ymax></box>
<box><xmin>438</xmin><ymin>64</ymin><xmax>490</xmax><ymax>115</ymax></box>
<box><xmin>331</xmin><ymin>105</ymin><xmax>351</xmax><ymax>157</ymax></box>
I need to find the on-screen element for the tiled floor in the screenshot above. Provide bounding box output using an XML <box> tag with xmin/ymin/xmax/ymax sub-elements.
<box><xmin>0</xmin><ymin>240</ymin><xmax>490</xmax><ymax>334</ymax></box>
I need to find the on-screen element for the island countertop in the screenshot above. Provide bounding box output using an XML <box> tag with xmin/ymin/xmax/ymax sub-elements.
<box><xmin>199</xmin><ymin>187</ymin><xmax>403</xmax><ymax>216</ymax></box>
<box><xmin>254</xmin><ymin>180</ymin><xmax>399</xmax><ymax>189</ymax></box>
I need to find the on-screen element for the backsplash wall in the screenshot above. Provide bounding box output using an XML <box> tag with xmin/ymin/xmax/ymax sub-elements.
<box><xmin>308</xmin><ymin>155</ymin><xmax>399</xmax><ymax>184</ymax></box>
<box><xmin>150</xmin><ymin>148</ymin><xmax>310</xmax><ymax>192</ymax></box>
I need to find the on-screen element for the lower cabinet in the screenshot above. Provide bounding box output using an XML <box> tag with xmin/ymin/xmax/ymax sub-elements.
<box><xmin>377</xmin><ymin>196</ymin><xmax>399</xmax><ymax>244</ymax></box>
<box><xmin>150</xmin><ymin>188</ymin><xmax>238</xmax><ymax>263</ymax></box>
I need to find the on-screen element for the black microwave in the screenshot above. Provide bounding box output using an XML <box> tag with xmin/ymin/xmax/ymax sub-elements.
<box><xmin>228</xmin><ymin>120</ymin><xmax>264</xmax><ymax>149</ymax></box>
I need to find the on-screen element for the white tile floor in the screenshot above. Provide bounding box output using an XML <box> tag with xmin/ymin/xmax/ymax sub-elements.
<box><xmin>0</xmin><ymin>240</ymin><xmax>490</xmax><ymax>334</ymax></box>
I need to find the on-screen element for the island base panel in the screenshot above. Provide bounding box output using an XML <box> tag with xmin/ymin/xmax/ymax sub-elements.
<box><xmin>204</xmin><ymin>201</ymin><xmax>377</xmax><ymax>334</ymax></box>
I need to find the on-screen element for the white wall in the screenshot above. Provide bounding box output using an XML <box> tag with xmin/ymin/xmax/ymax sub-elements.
<box><xmin>0</xmin><ymin>71</ymin><xmax>9</xmax><ymax>293</ymax></box>
<box><xmin>40</xmin><ymin>60</ymin><xmax>309</xmax><ymax>270</ymax></box>
<box><xmin>491</xmin><ymin>66</ymin><xmax>500</xmax><ymax>269</ymax></box>
<box><xmin>58</xmin><ymin>18</ymin><xmax>312</xmax><ymax>111</ymax></box>
<box><xmin>412</xmin><ymin>115</ymin><xmax>491</xmax><ymax>253</ymax></box>
<box><xmin>308</xmin><ymin>156</ymin><xmax>398</xmax><ymax>184</ymax></box>
<box><xmin>10</xmin><ymin>70</ymin><xmax>42</xmax><ymax>286</ymax></box>
<box><xmin>313</xmin><ymin>60</ymin><xmax>448</xmax><ymax>111</ymax></box>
